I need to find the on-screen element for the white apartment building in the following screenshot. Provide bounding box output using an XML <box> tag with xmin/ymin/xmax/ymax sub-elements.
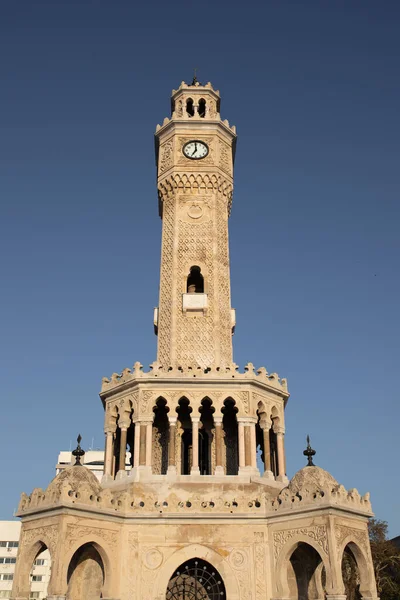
<box><xmin>56</xmin><ymin>448</ymin><xmax>129</xmax><ymax>480</ymax></box>
<box><xmin>0</xmin><ymin>521</ymin><xmax>49</xmax><ymax>600</ymax></box>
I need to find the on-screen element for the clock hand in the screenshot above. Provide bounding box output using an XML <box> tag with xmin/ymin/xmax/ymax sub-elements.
<box><xmin>191</xmin><ymin>145</ymin><xmax>197</xmax><ymax>157</ymax></box>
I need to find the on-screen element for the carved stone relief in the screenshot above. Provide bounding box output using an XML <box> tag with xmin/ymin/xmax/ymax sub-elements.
<box><xmin>21</xmin><ymin>524</ymin><xmax>59</xmax><ymax>556</ymax></box>
<box><xmin>273</xmin><ymin>526</ymin><xmax>328</xmax><ymax>560</ymax></box>
<box><xmin>65</xmin><ymin>524</ymin><xmax>118</xmax><ymax>552</ymax></box>
<box><xmin>335</xmin><ymin>524</ymin><xmax>369</xmax><ymax>556</ymax></box>
<box><xmin>159</xmin><ymin>139</ymin><xmax>174</xmax><ymax>174</ymax></box>
<box><xmin>254</xmin><ymin>532</ymin><xmax>266</xmax><ymax>600</ymax></box>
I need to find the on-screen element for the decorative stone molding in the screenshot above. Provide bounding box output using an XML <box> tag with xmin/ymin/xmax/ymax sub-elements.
<box><xmin>254</xmin><ymin>532</ymin><xmax>267</xmax><ymax>600</ymax></box>
<box><xmin>65</xmin><ymin>524</ymin><xmax>118</xmax><ymax>551</ymax></box>
<box><xmin>273</xmin><ymin>526</ymin><xmax>328</xmax><ymax>560</ymax></box>
<box><xmin>20</xmin><ymin>524</ymin><xmax>59</xmax><ymax>555</ymax></box>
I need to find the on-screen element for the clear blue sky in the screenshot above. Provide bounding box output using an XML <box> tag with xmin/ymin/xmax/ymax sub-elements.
<box><xmin>1</xmin><ymin>1</ymin><xmax>399</xmax><ymax>535</ymax></box>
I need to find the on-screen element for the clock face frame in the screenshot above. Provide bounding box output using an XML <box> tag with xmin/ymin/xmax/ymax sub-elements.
<box><xmin>183</xmin><ymin>140</ymin><xmax>209</xmax><ymax>160</ymax></box>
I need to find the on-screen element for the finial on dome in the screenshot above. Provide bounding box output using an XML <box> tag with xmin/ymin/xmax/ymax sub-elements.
<box><xmin>191</xmin><ymin>68</ymin><xmax>201</xmax><ymax>86</ymax></box>
<box><xmin>72</xmin><ymin>434</ymin><xmax>85</xmax><ymax>466</ymax></box>
<box><xmin>303</xmin><ymin>435</ymin><xmax>316</xmax><ymax>467</ymax></box>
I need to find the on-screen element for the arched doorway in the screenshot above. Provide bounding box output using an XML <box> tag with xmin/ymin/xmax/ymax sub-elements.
<box><xmin>286</xmin><ymin>542</ymin><xmax>326</xmax><ymax>599</ymax></box>
<box><xmin>67</xmin><ymin>543</ymin><xmax>104</xmax><ymax>600</ymax></box>
<box><xmin>166</xmin><ymin>557</ymin><xmax>226</xmax><ymax>599</ymax></box>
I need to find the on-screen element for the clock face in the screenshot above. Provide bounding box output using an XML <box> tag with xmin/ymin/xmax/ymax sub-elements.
<box><xmin>183</xmin><ymin>140</ymin><xmax>209</xmax><ymax>160</ymax></box>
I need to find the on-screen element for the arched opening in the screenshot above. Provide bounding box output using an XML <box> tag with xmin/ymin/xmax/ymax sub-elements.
<box><xmin>341</xmin><ymin>545</ymin><xmax>362</xmax><ymax>600</ymax></box>
<box><xmin>222</xmin><ymin>398</ymin><xmax>239</xmax><ymax>475</ymax></box>
<box><xmin>186</xmin><ymin>98</ymin><xmax>194</xmax><ymax>117</ymax></box>
<box><xmin>187</xmin><ymin>266</ymin><xmax>204</xmax><ymax>293</ymax></box>
<box><xmin>153</xmin><ymin>398</ymin><xmax>169</xmax><ymax>475</ymax></box>
<box><xmin>67</xmin><ymin>543</ymin><xmax>105</xmax><ymax>600</ymax></box>
<box><xmin>270</xmin><ymin>412</ymin><xmax>280</xmax><ymax>477</ymax></box>
<box><xmin>177</xmin><ymin>398</ymin><xmax>192</xmax><ymax>475</ymax></box>
<box><xmin>286</xmin><ymin>542</ymin><xmax>325</xmax><ymax>599</ymax></box>
<box><xmin>166</xmin><ymin>557</ymin><xmax>226</xmax><ymax>599</ymax></box>
<box><xmin>127</xmin><ymin>420</ymin><xmax>135</xmax><ymax>469</ymax></box>
<box><xmin>29</xmin><ymin>543</ymin><xmax>51</xmax><ymax>599</ymax></box>
<box><xmin>256</xmin><ymin>411</ymin><xmax>264</xmax><ymax>474</ymax></box>
<box><xmin>199</xmin><ymin>398</ymin><xmax>214</xmax><ymax>475</ymax></box>
<box><xmin>198</xmin><ymin>98</ymin><xmax>206</xmax><ymax>118</ymax></box>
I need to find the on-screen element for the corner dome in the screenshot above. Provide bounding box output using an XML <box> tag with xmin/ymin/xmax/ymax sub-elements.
<box><xmin>47</xmin><ymin>464</ymin><xmax>101</xmax><ymax>493</ymax></box>
<box><xmin>288</xmin><ymin>465</ymin><xmax>339</xmax><ymax>494</ymax></box>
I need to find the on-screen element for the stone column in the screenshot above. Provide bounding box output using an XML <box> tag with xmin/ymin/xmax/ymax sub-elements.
<box><xmin>238</xmin><ymin>420</ymin><xmax>246</xmax><ymax>472</ymax></box>
<box><xmin>191</xmin><ymin>417</ymin><xmax>200</xmax><ymax>475</ymax></box>
<box><xmin>244</xmin><ymin>424</ymin><xmax>252</xmax><ymax>466</ymax></box>
<box><xmin>167</xmin><ymin>416</ymin><xmax>177</xmax><ymax>476</ymax></box>
<box><xmin>261</xmin><ymin>420</ymin><xmax>274</xmax><ymax>479</ymax></box>
<box><xmin>214</xmin><ymin>416</ymin><xmax>224</xmax><ymax>476</ymax></box>
<box><xmin>145</xmin><ymin>421</ymin><xmax>153</xmax><ymax>469</ymax></box>
<box><xmin>275</xmin><ymin>426</ymin><xmax>288</xmax><ymax>483</ymax></box>
<box><xmin>250</xmin><ymin>418</ymin><xmax>258</xmax><ymax>471</ymax></box>
<box><xmin>139</xmin><ymin>423</ymin><xmax>147</xmax><ymax>466</ymax></box>
<box><xmin>117</xmin><ymin>423</ymin><xmax>129</xmax><ymax>477</ymax></box>
<box><xmin>133</xmin><ymin>421</ymin><xmax>140</xmax><ymax>468</ymax></box>
<box><xmin>104</xmin><ymin>429</ymin><xmax>114</xmax><ymax>478</ymax></box>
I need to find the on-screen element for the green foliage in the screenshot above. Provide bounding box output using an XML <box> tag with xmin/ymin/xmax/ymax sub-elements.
<box><xmin>368</xmin><ymin>518</ymin><xmax>400</xmax><ymax>600</ymax></box>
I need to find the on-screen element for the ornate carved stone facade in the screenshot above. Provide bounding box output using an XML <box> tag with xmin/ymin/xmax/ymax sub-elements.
<box><xmin>11</xmin><ymin>80</ymin><xmax>379</xmax><ymax>600</ymax></box>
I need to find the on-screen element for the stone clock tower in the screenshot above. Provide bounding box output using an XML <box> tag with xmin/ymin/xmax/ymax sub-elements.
<box><xmin>155</xmin><ymin>80</ymin><xmax>236</xmax><ymax>368</ymax></box>
<box><xmin>12</xmin><ymin>79</ymin><xmax>379</xmax><ymax>600</ymax></box>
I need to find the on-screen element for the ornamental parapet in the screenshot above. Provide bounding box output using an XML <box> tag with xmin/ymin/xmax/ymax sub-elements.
<box><xmin>101</xmin><ymin>361</ymin><xmax>288</xmax><ymax>394</ymax></box>
<box><xmin>17</xmin><ymin>474</ymin><xmax>372</xmax><ymax>520</ymax></box>
<box><xmin>270</xmin><ymin>478</ymin><xmax>372</xmax><ymax>517</ymax></box>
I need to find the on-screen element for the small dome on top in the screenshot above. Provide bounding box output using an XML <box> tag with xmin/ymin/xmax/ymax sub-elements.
<box><xmin>47</xmin><ymin>465</ymin><xmax>101</xmax><ymax>494</ymax></box>
<box><xmin>288</xmin><ymin>465</ymin><xmax>339</xmax><ymax>494</ymax></box>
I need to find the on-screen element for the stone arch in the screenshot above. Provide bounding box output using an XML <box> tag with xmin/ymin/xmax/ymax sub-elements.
<box><xmin>14</xmin><ymin>539</ymin><xmax>52</xmax><ymax>599</ymax></box>
<box><xmin>222</xmin><ymin>397</ymin><xmax>239</xmax><ymax>475</ymax></box>
<box><xmin>62</xmin><ymin>536</ymin><xmax>115</xmax><ymax>598</ymax></box>
<box><xmin>154</xmin><ymin>544</ymin><xmax>240</xmax><ymax>600</ymax></box>
<box><xmin>153</xmin><ymin>397</ymin><xmax>170</xmax><ymax>475</ymax></box>
<box><xmin>199</xmin><ymin>397</ymin><xmax>215</xmax><ymax>475</ymax></box>
<box><xmin>338</xmin><ymin>537</ymin><xmax>377</xmax><ymax>598</ymax></box>
<box><xmin>176</xmin><ymin>396</ymin><xmax>193</xmax><ymax>475</ymax></box>
<box><xmin>66</xmin><ymin>543</ymin><xmax>104</xmax><ymax>600</ymax></box>
<box><xmin>275</xmin><ymin>537</ymin><xmax>332</xmax><ymax>598</ymax></box>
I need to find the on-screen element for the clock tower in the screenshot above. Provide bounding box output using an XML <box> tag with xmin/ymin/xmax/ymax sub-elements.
<box><xmin>155</xmin><ymin>79</ymin><xmax>236</xmax><ymax>369</ymax></box>
<box><xmin>12</xmin><ymin>78</ymin><xmax>379</xmax><ymax>600</ymax></box>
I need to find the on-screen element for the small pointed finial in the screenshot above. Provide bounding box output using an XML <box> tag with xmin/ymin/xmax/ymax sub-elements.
<box><xmin>191</xmin><ymin>68</ymin><xmax>201</xmax><ymax>86</ymax></box>
<box><xmin>303</xmin><ymin>434</ymin><xmax>316</xmax><ymax>467</ymax></box>
<box><xmin>72</xmin><ymin>434</ymin><xmax>85</xmax><ymax>466</ymax></box>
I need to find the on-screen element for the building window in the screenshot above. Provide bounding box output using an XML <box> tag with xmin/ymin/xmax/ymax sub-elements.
<box><xmin>31</xmin><ymin>575</ymin><xmax>43</xmax><ymax>582</ymax></box>
<box><xmin>34</xmin><ymin>559</ymin><xmax>46</xmax><ymax>566</ymax></box>
<box><xmin>0</xmin><ymin>557</ymin><xmax>16</xmax><ymax>564</ymax></box>
<box><xmin>0</xmin><ymin>573</ymin><xmax>14</xmax><ymax>580</ymax></box>
<box><xmin>0</xmin><ymin>541</ymin><xmax>19</xmax><ymax>548</ymax></box>
<box><xmin>0</xmin><ymin>591</ymin><xmax>11</xmax><ymax>598</ymax></box>
<box><xmin>30</xmin><ymin>594</ymin><xmax>41</xmax><ymax>599</ymax></box>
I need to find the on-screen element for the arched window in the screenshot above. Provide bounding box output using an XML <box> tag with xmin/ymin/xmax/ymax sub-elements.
<box><xmin>187</xmin><ymin>266</ymin><xmax>204</xmax><ymax>293</ymax></box>
<box><xmin>186</xmin><ymin>98</ymin><xmax>194</xmax><ymax>117</ymax></box>
<box><xmin>198</xmin><ymin>98</ymin><xmax>206</xmax><ymax>118</ymax></box>
<box><xmin>166</xmin><ymin>558</ymin><xmax>226</xmax><ymax>599</ymax></box>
